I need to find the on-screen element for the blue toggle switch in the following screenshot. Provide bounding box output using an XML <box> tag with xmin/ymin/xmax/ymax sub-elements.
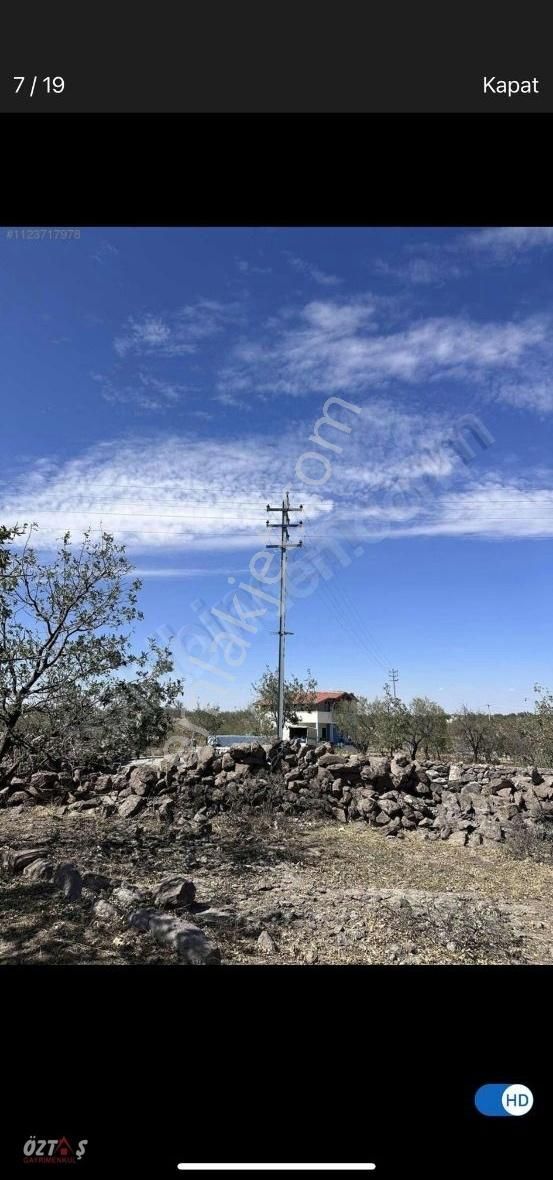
<box><xmin>475</xmin><ymin>1084</ymin><xmax>534</xmax><ymax>1117</ymax></box>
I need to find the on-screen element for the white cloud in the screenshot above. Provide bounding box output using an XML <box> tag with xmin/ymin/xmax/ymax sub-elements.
<box><xmin>303</xmin><ymin>479</ymin><xmax>553</xmax><ymax>543</ymax></box>
<box><xmin>371</xmin><ymin>227</ymin><xmax>553</xmax><ymax>290</ymax></box>
<box><xmin>373</xmin><ymin>257</ymin><xmax>465</xmax><ymax>285</ymax></box>
<box><xmin>132</xmin><ymin>566</ymin><xmax>248</xmax><ymax>578</ymax></box>
<box><xmin>235</xmin><ymin>258</ymin><xmax>272</xmax><ymax>275</ymax></box>
<box><xmin>0</xmin><ymin>435</ymin><xmax>334</xmax><ymax>553</ymax></box>
<box><xmin>0</xmin><ymin>389</ymin><xmax>524</xmax><ymax>558</ymax></box>
<box><xmin>220</xmin><ymin>298</ymin><xmax>552</xmax><ymax>398</ymax></box>
<box><xmin>114</xmin><ymin>300</ymin><xmax>242</xmax><ymax>357</ymax></box>
<box><xmin>215</xmin><ymin>391</ymin><xmax>249</xmax><ymax>409</ymax></box>
<box><xmin>2</xmin><ymin>372</ymin><xmax>549</xmax><ymax>557</ymax></box>
<box><xmin>491</xmin><ymin>376</ymin><xmax>553</xmax><ymax>414</ymax></box>
<box><xmin>397</xmin><ymin>483</ymin><xmax>553</xmax><ymax>539</ymax></box>
<box><xmin>91</xmin><ymin>240</ymin><xmax>119</xmax><ymax>265</ymax></box>
<box><xmin>465</xmin><ymin>226</ymin><xmax>553</xmax><ymax>258</ymax></box>
<box><xmin>93</xmin><ymin>371</ymin><xmax>189</xmax><ymax>411</ymax></box>
<box><xmin>284</xmin><ymin>253</ymin><xmax>342</xmax><ymax>287</ymax></box>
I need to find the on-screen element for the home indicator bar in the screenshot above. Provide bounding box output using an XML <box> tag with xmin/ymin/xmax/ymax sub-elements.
<box><xmin>177</xmin><ymin>1166</ymin><xmax>376</xmax><ymax>1173</ymax></box>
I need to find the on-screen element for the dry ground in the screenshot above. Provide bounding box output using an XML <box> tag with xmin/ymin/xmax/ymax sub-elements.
<box><xmin>1</xmin><ymin>807</ymin><xmax>551</xmax><ymax>965</ymax></box>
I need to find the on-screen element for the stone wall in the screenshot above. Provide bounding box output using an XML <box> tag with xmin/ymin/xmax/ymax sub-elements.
<box><xmin>2</xmin><ymin>741</ymin><xmax>553</xmax><ymax>847</ymax></box>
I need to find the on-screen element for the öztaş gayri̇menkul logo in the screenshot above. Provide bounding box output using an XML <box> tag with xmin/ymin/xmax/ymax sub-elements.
<box><xmin>22</xmin><ymin>1137</ymin><xmax>88</xmax><ymax>1164</ymax></box>
<box><xmin>474</xmin><ymin>1084</ymin><xmax>534</xmax><ymax>1117</ymax></box>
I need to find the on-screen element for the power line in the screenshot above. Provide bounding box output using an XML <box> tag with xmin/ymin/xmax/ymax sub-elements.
<box><xmin>0</xmin><ymin>486</ymin><xmax>273</xmax><ymax>506</ymax></box>
<box><xmin>314</xmin><ymin>576</ymin><xmax>389</xmax><ymax>674</ymax></box>
<box><xmin>291</xmin><ymin>526</ymin><xmax>391</xmax><ymax>671</ymax></box>
<box><xmin>332</xmin><ymin>582</ymin><xmax>390</xmax><ymax>667</ymax></box>
<box><xmin>389</xmin><ymin>668</ymin><xmax>399</xmax><ymax>697</ymax></box>
<box><xmin>0</xmin><ymin>508</ymin><xmax>271</xmax><ymax>520</ymax></box>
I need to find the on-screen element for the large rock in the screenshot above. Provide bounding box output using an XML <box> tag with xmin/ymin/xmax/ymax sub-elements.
<box><xmin>53</xmin><ymin>862</ymin><xmax>83</xmax><ymax>900</ymax></box>
<box><xmin>4</xmin><ymin>776</ymin><xmax>27</xmax><ymax>790</ymax></box>
<box><xmin>532</xmin><ymin>783</ymin><xmax>553</xmax><ymax>801</ymax></box>
<box><xmin>195</xmin><ymin>745</ymin><xmax>215</xmax><ymax>772</ymax></box>
<box><xmin>111</xmin><ymin>772</ymin><xmax>130</xmax><ymax>792</ymax></box>
<box><xmin>448</xmin><ymin>830</ymin><xmax>467</xmax><ymax>846</ymax></box>
<box><xmin>327</xmin><ymin>759</ymin><xmax>363</xmax><ymax>780</ymax></box>
<box><xmin>285</xmin><ymin>768</ymin><xmax>304</xmax><ymax>783</ymax></box>
<box><xmin>317</xmin><ymin>753</ymin><xmax>347</xmax><ymax>768</ymax></box>
<box><xmin>129</xmin><ymin>765</ymin><xmax>158</xmax><ymax>796</ymax></box>
<box><xmin>349</xmin><ymin>788</ymin><xmax>377</xmax><ymax>819</ymax></box>
<box><xmin>448</xmin><ymin>764</ymin><xmax>464</xmax><ymax>783</ymax></box>
<box><xmin>129</xmin><ymin>908</ymin><xmax>221</xmax><ymax>964</ymax></box>
<box><xmin>30</xmin><ymin>771</ymin><xmax>60</xmax><ymax>794</ymax></box>
<box><xmin>93</xmin><ymin>899</ymin><xmax>117</xmax><ymax>921</ymax></box>
<box><xmin>154</xmin><ymin>877</ymin><xmax>196</xmax><ymax>909</ymax></box>
<box><xmin>257</xmin><ymin>929</ymin><xmax>277</xmax><ymax>955</ymax></box>
<box><xmin>7</xmin><ymin>791</ymin><xmax>31</xmax><ymax>806</ymax></box>
<box><xmin>1</xmin><ymin>847</ymin><xmax>50</xmax><ymax>874</ymax></box>
<box><xmin>82</xmin><ymin>872</ymin><xmax>112</xmax><ymax>893</ymax></box>
<box><xmin>390</xmin><ymin>756</ymin><xmax>416</xmax><ymax>789</ymax></box>
<box><xmin>229</xmin><ymin>742</ymin><xmax>266</xmax><ymax>766</ymax></box>
<box><xmin>93</xmin><ymin>774</ymin><xmax>113</xmax><ymax>794</ymax></box>
<box><xmin>360</xmin><ymin>757</ymin><xmax>392</xmax><ymax>790</ymax></box>
<box><xmin>22</xmin><ymin>858</ymin><xmax>54</xmax><ymax>881</ymax></box>
<box><xmin>314</xmin><ymin>742</ymin><xmax>333</xmax><ymax>757</ymax></box>
<box><xmin>478</xmin><ymin>817</ymin><xmax>503</xmax><ymax>843</ymax></box>
<box><xmin>112</xmin><ymin>884</ymin><xmax>148</xmax><ymax>909</ymax></box>
<box><xmin>157</xmin><ymin>798</ymin><xmax>175</xmax><ymax>823</ymax></box>
<box><xmin>378</xmin><ymin>795</ymin><xmax>403</xmax><ymax>817</ymax></box>
<box><xmin>178</xmin><ymin>750</ymin><xmax>199</xmax><ymax>772</ymax></box>
<box><xmin>118</xmin><ymin>796</ymin><xmax>146</xmax><ymax>819</ymax></box>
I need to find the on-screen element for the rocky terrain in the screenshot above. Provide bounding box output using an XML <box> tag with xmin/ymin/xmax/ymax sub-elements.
<box><xmin>2</xmin><ymin>739</ymin><xmax>553</xmax><ymax>966</ymax></box>
<box><xmin>3</xmin><ymin>738</ymin><xmax>553</xmax><ymax>846</ymax></box>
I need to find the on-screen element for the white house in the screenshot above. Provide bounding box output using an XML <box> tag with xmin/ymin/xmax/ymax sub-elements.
<box><xmin>283</xmin><ymin>691</ymin><xmax>356</xmax><ymax>744</ymax></box>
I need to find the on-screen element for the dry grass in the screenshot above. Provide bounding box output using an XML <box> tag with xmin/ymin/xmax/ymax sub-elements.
<box><xmin>309</xmin><ymin>822</ymin><xmax>553</xmax><ymax>902</ymax></box>
<box><xmin>1</xmin><ymin>808</ymin><xmax>553</xmax><ymax>965</ymax></box>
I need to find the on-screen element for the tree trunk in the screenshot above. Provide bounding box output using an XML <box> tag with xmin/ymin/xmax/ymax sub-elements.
<box><xmin>0</xmin><ymin>718</ymin><xmax>18</xmax><ymax>767</ymax></box>
<box><xmin>0</xmin><ymin>700</ymin><xmax>25</xmax><ymax>780</ymax></box>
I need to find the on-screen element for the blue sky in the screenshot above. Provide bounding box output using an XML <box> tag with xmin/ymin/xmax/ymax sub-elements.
<box><xmin>1</xmin><ymin>225</ymin><xmax>553</xmax><ymax>713</ymax></box>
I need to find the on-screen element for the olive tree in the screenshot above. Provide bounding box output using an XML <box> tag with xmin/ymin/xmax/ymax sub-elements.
<box><xmin>403</xmin><ymin>696</ymin><xmax>449</xmax><ymax>759</ymax></box>
<box><xmin>449</xmin><ymin>707</ymin><xmax>495</xmax><ymax>761</ymax></box>
<box><xmin>335</xmin><ymin>684</ymin><xmax>409</xmax><ymax>756</ymax></box>
<box><xmin>534</xmin><ymin>685</ymin><xmax>553</xmax><ymax>764</ymax></box>
<box><xmin>0</xmin><ymin>524</ymin><xmax>182</xmax><ymax>776</ymax></box>
<box><xmin>251</xmin><ymin>666</ymin><xmax>318</xmax><ymax>734</ymax></box>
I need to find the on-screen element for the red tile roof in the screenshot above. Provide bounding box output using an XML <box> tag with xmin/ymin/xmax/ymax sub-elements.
<box><xmin>314</xmin><ymin>691</ymin><xmax>355</xmax><ymax>704</ymax></box>
<box><xmin>258</xmin><ymin>690</ymin><xmax>355</xmax><ymax>708</ymax></box>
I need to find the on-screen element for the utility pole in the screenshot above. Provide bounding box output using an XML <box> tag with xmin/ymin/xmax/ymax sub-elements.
<box><xmin>389</xmin><ymin>668</ymin><xmax>399</xmax><ymax>699</ymax></box>
<box><xmin>266</xmin><ymin>491</ymin><xmax>303</xmax><ymax>740</ymax></box>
